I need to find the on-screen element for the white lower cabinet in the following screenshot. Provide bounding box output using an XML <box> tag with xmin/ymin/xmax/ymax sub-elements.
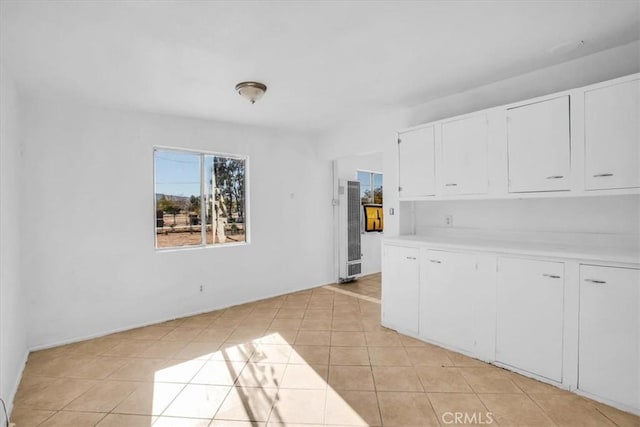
<box><xmin>381</xmin><ymin>244</ymin><xmax>420</xmax><ymax>334</ymax></box>
<box><xmin>420</xmin><ymin>250</ymin><xmax>495</xmax><ymax>358</ymax></box>
<box><xmin>382</xmin><ymin>240</ymin><xmax>640</xmax><ymax>413</ymax></box>
<box><xmin>496</xmin><ymin>257</ymin><xmax>565</xmax><ymax>382</ymax></box>
<box><xmin>579</xmin><ymin>265</ymin><xmax>640</xmax><ymax>410</ymax></box>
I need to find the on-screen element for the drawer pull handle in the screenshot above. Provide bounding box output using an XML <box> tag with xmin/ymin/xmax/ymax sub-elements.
<box><xmin>445</xmin><ymin>183</ymin><xmax>457</xmax><ymax>187</ymax></box>
<box><xmin>430</xmin><ymin>259</ymin><xmax>441</xmax><ymax>263</ymax></box>
<box><xmin>546</xmin><ymin>175</ymin><xmax>564</xmax><ymax>179</ymax></box>
<box><xmin>406</xmin><ymin>256</ymin><xmax>417</xmax><ymax>260</ymax></box>
<box><xmin>593</xmin><ymin>173</ymin><xmax>613</xmax><ymax>178</ymax></box>
<box><xmin>542</xmin><ymin>274</ymin><xmax>561</xmax><ymax>279</ymax></box>
<box><xmin>584</xmin><ymin>279</ymin><xmax>606</xmax><ymax>284</ymax></box>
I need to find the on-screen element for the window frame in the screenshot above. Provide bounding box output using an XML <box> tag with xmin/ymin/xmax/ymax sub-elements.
<box><xmin>153</xmin><ymin>146</ymin><xmax>250</xmax><ymax>251</ymax></box>
<box><xmin>357</xmin><ymin>169</ymin><xmax>384</xmax><ymax>233</ymax></box>
<box><xmin>357</xmin><ymin>169</ymin><xmax>383</xmax><ymax>205</ymax></box>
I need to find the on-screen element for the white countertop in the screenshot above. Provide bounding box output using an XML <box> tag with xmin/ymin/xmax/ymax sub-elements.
<box><xmin>384</xmin><ymin>228</ymin><xmax>640</xmax><ymax>266</ymax></box>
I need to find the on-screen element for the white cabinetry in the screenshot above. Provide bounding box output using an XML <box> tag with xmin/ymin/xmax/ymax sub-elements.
<box><xmin>579</xmin><ymin>265</ymin><xmax>640</xmax><ymax>410</ymax></box>
<box><xmin>584</xmin><ymin>79</ymin><xmax>640</xmax><ymax>190</ymax></box>
<box><xmin>507</xmin><ymin>96</ymin><xmax>571</xmax><ymax>193</ymax></box>
<box><xmin>396</xmin><ymin>74</ymin><xmax>639</xmax><ymax>200</ymax></box>
<box><xmin>382</xmin><ymin>234</ymin><xmax>640</xmax><ymax>413</ymax></box>
<box><xmin>398</xmin><ymin>126</ymin><xmax>436</xmax><ymax>198</ymax></box>
<box><xmin>440</xmin><ymin>115</ymin><xmax>488</xmax><ymax>195</ymax></box>
<box><xmin>421</xmin><ymin>250</ymin><xmax>495</xmax><ymax>358</ymax></box>
<box><xmin>496</xmin><ymin>257</ymin><xmax>565</xmax><ymax>382</ymax></box>
<box><xmin>381</xmin><ymin>245</ymin><xmax>420</xmax><ymax>334</ymax></box>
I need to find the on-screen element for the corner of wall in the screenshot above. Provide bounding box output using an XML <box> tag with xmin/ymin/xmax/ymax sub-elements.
<box><xmin>0</xmin><ymin>63</ymin><xmax>28</xmax><ymax>424</ymax></box>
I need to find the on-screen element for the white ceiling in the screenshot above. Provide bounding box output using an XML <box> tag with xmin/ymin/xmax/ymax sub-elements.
<box><xmin>1</xmin><ymin>1</ymin><xmax>639</xmax><ymax>132</ymax></box>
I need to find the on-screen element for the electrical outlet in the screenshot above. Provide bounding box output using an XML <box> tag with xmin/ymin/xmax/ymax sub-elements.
<box><xmin>199</xmin><ymin>285</ymin><xmax>203</xmax><ymax>292</ymax></box>
<box><xmin>445</xmin><ymin>215</ymin><xmax>453</xmax><ymax>227</ymax></box>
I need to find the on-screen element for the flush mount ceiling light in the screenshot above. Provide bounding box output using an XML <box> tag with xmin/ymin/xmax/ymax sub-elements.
<box><xmin>235</xmin><ymin>81</ymin><xmax>267</xmax><ymax>104</ymax></box>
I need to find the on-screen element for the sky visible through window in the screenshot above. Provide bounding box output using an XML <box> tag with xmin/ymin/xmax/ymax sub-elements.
<box><xmin>155</xmin><ymin>151</ymin><xmax>201</xmax><ymax>197</ymax></box>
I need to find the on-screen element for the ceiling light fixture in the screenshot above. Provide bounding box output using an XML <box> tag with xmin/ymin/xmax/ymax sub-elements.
<box><xmin>235</xmin><ymin>81</ymin><xmax>267</xmax><ymax>104</ymax></box>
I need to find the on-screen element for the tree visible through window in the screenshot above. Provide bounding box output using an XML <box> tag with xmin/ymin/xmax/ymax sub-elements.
<box><xmin>154</xmin><ymin>148</ymin><xmax>247</xmax><ymax>249</ymax></box>
<box><xmin>357</xmin><ymin>170</ymin><xmax>383</xmax><ymax>204</ymax></box>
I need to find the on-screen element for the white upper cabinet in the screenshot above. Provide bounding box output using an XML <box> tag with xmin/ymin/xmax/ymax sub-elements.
<box><xmin>440</xmin><ymin>115</ymin><xmax>488</xmax><ymax>195</ymax></box>
<box><xmin>398</xmin><ymin>126</ymin><xmax>436</xmax><ymax>198</ymax></box>
<box><xmin>396</xmin><ymin>74</ymin><xmax>640</xmax><ymax>200</ymax></box>
<box><xmin>584</xmin><ymin>79</ymin><xmax>640</xmax><ymax>190</ymax></box>
<box><xmin>507</xmin><ymin>96</ymin><xmax>571</xmax><ymax>193</ymax></box>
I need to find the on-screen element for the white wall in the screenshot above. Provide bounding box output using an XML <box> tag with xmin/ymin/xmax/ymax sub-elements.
<box><xmin>335</xmin><ymin>153</ymin><xmax>383</xmax><ymax>276</ymax></box>
<box><xmin>21</xmin><ymin>97</ymin><xmax>334</xmax><ymax>349</ymax></box>
<box><xmin>414</xmin><ymin>196</ymin><xmax>640</xmax><ymax>236</ymax></box>
<box><xmin>0</xmin><ymin>64</ymin><xmax>28</xmax><ymax>422</ymax></box>
<box><xmin>407</xmin><ymin>41</ymin><xmax>640</xmax><ymax>126</ymax></box>
<box><xmin>317</xmin><ymin>41</ymin><xmax>640</xmax><ymax>239</ymax></box>
<box><xmin>317</xmin><ymin>109</ymin><xmax>410</xmax><ymax>239</ymax></box>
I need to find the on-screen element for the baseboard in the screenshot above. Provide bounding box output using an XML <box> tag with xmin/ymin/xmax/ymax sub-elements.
<box><xmin>574</xmin><ymin>389</ymin><xmax>640</xmax><ymax>416</ymax></box>
<box><xmin>3</xmin><ymin>348</ymin><xmax>29</xmax><ymax>424</ymax></box>
<box><xmin>29</xmin><ymin>279</ymin><xmax>336</xmax><ymax>352</ymax></box>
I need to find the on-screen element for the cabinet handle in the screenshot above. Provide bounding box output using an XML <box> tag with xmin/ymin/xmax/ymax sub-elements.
<box><xmin>542</xmin><ymin>274</ymin><xmax>561</xmax><ymax>279</ymax></box>
<box><xmin>445</xmin><ymin>183</ymin><xmax>457</xmax><ymax>187</ymax></box>
<box><xmin>406</xmin><ymin>256</ymin><xmax>417</xmax><ymax>260</ymax></box>
<box><xmin>429</xmin><ymin>259</ymin><xmax>441</xmax><ymax>263</ymax></box>
<box><xmin>593</xmin><ymin>173</ymin><xmax>613</xmax><ymax>178</ymax></box>
<box><xmin>546</xmin><ymin>175</ymin><xmax>564</xmax><ymax>179</ymax></box>
<box><xmin>584</xmin><ymin>279</ymin><xmax>606</xmax><ymax>284</ymax></box>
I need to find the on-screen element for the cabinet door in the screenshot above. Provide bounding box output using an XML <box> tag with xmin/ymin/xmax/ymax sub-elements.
<box><xmin>507</xmin><ymin>96</ymin><xmax>571</xmax><ymax>193</ymax></box>
<box><xmin>585</xmin><ymin>79</ymin><xmax>640</xmax><ymax>190</ymax></box>
<box><xmin>421</xmin><ymin>250</ymin><xmax>478</xmax><ymax>353</ymax></box>
<box><xmin>398</xmin><ymin>127</ymin><xmax>436</xmax><ymax>198</ymax></box>
<box><xmin>496</xmin><ymin>258</ymin><xmax>564</xmax><ymax>382</ymax></box>
<box><xmin>382</xmin><ymin>245</ymin><xmax>420</xmax><ymax>334</ymax></box>
<box><xmin>440</xmin><ymin>115</ymin><xmax>488</xmax><ymax>195</ymax></box>
<box><xmin>579</xmin><ymin>265</ymin><xmax>639</xmax><ymax>409</ymax></box>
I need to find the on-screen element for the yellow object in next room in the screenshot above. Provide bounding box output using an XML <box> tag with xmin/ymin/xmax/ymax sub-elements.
<box><xmin>363</xmin><ymin>204</ymin><xmax>383</xmax><ymax>232</ymax></box>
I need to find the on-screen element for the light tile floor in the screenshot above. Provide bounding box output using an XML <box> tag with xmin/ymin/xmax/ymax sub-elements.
<box><xmin>11</xmin><ymin>273</ymin><xmax>639</xmax><ymax>426</ymax></box>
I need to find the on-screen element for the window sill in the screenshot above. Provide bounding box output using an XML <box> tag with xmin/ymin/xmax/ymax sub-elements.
<box><xmin>155</xmin><ymin>241</ymin><xmax>249</xmax><ymax>253</ymax></box>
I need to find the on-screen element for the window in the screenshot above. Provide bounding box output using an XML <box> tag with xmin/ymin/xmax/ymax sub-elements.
<box><xmin>154</xmin><ymin>148</ymin><xmax>247</xmax><ymax>249</ymax></box>
<box><xmin>357</xmin><ymin>170</ymin><xmax>383</xmax><ymax>232</ymax></box>
<box><xmin>357</xmin><ymin>170</ymin><xmax>383</xmax><ymax>205</ymax></box>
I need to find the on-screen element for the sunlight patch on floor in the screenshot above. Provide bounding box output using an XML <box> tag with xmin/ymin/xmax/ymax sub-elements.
<box><xmin>150</xmin><ymin>332</ymin><xmax>370</xmax><ymax>426</ymax></box>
